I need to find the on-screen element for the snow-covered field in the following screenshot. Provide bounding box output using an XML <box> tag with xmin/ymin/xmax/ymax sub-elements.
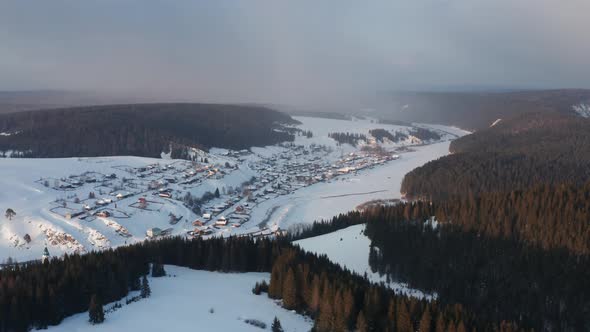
<box><xmin>294</xmin><ymin>224</ymin><xmax>435</xmax><ymax>300</ymax></box>
<box><xmin>46</xmin><ymin>265</ymin><xmax>312</xmax><ymax>332</ymax></box>
<box><xmin>0</xmin><ymin>116</ymin><xmax>469</xmax><ymax>262</ymax></box>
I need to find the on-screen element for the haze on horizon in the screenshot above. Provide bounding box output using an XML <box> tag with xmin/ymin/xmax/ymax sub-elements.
<box><xmin>2</xmin><ymin>0</ymin><xmax>590</xmax><ymax>109</ymax></box>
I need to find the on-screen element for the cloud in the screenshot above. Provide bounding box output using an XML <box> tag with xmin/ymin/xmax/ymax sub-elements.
<box><xmin>1</xmin><ymin>0</ymin><xmax>589</xmax><ymax>107</ymax></box>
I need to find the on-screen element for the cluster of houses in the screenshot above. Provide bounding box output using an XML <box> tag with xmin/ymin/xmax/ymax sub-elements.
<box><xmin>185</xmin><ymin>144</ymin><xmax>400</xmax><ymax>239</ymax></box>
<box><xmin>43</xmin><ymin>139</ymin><xmax>403</xmax><ymax>243</ymax></box>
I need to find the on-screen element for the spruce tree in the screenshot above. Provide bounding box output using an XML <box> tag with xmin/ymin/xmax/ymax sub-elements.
<box><xmin>333</xmin><ymin>290</ymin><xmax>347</xmax><ymax>332</ymax></box>
<box><xmin>282</xmin><ymin>268</ymin><xmax>297</xmax><ymax>310</ymax></box>
<box><xmin>271</xmin><ymin>316</ymin><xmax>284</xmax><ymax>332</ymax></box>
<box><xmin>130</xmin><ymin>276</ymin><xmax>141</xmax><ymax>291</ymax></box>
<box><xmin>141</xmin><ymin>275</ymin><xmax>151</xmax><ymax>298</ymax></box>
<box><xmin>268</xmin><ymin>264</ymin><xmax>283</xmax><ymax>299</ymax></box>
<box><xmin>457</xmin><ymin>320</ymin><xmax>467</xmax><ymax>332</ymax></box>
<box><xmin>88</xmin><ymin>294</ymin><xmax>105</xmax><ymax>324</ymax></box>
<box><xmin>315</xmin><ymin>284</ymin><xmax>335</xmax><ymax>332</ymax></box>
<box><xmin>418</xmin><ymin>307</ymin><xmax>432</xmax><ymax>332</ymax></box>
<box><xmin>396</xmin><ymin>301</ymin><xmax>413</xmax><ymax>332</ymax></box>
<box><xmin>151</xmin><ymin>262</ymin><xmax>166</xmax><ymax>277</ymax></box>
<box><xmin>356</xmin><ymin>310</ymin><xmax>368</xmax><ymax>332</ymax></box>
<box><xmin>309</xmin><ymin>274</ymin><xmax>321</xmax><ymax>314</ymax></box>
<box><xmin>435</xmin><ymin>312</ymin><xmax>446</xmax><ymax>332</ymax></box>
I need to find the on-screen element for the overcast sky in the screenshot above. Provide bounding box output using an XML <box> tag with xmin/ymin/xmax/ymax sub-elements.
<box><xmin>1</xmin><ymin>1</ymin><xmax>590</xmax><ymax>107</ymax></box>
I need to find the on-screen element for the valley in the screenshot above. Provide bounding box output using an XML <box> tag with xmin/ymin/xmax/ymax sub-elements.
<box><xmin>0</xmin><ymin>116</ymin><xmax>466</xmax><ymax>262</ymax></box>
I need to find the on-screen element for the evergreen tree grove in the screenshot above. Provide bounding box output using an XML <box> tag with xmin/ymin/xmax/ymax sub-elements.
<box><xmin>88</xmin><ymin>295</ymin><xmax>105</xmax><ymax>325</ymax></box>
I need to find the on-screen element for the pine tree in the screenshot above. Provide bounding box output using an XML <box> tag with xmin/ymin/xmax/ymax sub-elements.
<box><xmin>88</xmin><ymin>294</ymin><xmax>105</xmax><ymax>324</ymax></box>
<box><xmin>356</xmin><ymin>310</ymin><xmax>369</xmax><ymax>332</ymax></box>
<box><xmin>435</xmin><ymin>312</ymin><xmax>446</xmax><ymax>332</ymax></box>
<box><xmin>315</xmin><ymin>283</ymin><xmax>335</xmax><ymax>332</ymax></box>
<box><xmin>418</xmin><ymin>307</ymin><xmax>432</xmax><ymax>332</ymax></box>
<box><xmin>130</xmin><ymin>276</ymin><xmax>141</xmax><ymax>291</ymax></box>
<box><xmin>309</xmin><ymin>274</ymin><xmax>321</xmax><ymax>314</ymax></box>
<box><xmin>141</xmin><ymin>275</ymin><xmax>151</xmax><ymax>298</ymax></box>
<box><xmin>396</xmin><ymin>300</ymin><xmax>413</xmax><ymax>332</ymax></box>
<box><xmin>457</xmin><ymin>320</ymin><xmax>467</xmax><ymax>332</ymax></box>
<box><xmin>268</xmin><ymin>264</ymin><xmax>283</xmax><ymax>299</ymax></box>
<box><xmin>214</xmin><ymin>187</ymin><xmax>220</xmax><ymax>198</ymax></box>
<box><xmin>333</xmin><ymin>289</ymin><xmax>347</xmax><ymax>331</ymax></box>
<box><xmin>271</xmin><ymin>316</ymin><xmax>284</xmax><ymax>332</ymax></box>
<box><xmin>151</xmin><ymin>261</ymin><xmax>166</xmax><ymax>277</ymax></box>
<box><xmin>282</xmin><ymin>268</ymin><xmax>297</xmax><ymax>310</ymax></box>
<box><xmin>386</xmin><ymin>299</ymin><xmax>396</xmax><ymax>331</ymax></box>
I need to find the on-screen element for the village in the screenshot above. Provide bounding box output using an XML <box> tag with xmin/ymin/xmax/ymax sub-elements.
<box><xmin>35</xmin><ymin>139</ymin><xmax>402</xmax><ymax>248</ymax></box>
<box><xmin>0</xmin><ymin>115</ymin><xmax>461</xmax><ymax>262</ymax></box>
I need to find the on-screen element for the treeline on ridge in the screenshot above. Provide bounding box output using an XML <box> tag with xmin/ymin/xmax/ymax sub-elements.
<box><xmin>0</xmin><ymin>103</ymin><xmax>298</xmax><ymax>158</ymax></box>
<box><xmin>402</xmin><ymin>112</ymin><xmax>590</xmax><ymax>200</ymax></box>
<box><xmin>328</xmin><ymin>132</ymin><xmax>367</xmax><ymax>147</ymax></box>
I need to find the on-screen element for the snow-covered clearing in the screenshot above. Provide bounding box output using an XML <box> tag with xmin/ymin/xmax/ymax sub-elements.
<box><xmin>294</xmin><ymin>224</ymin><xmax>435</xmax><ymax>300</ymax></box>
<box><xmin>46</xmin><ymin>265</ymin><xmax>312</xmax><ymax>332</ymax></box>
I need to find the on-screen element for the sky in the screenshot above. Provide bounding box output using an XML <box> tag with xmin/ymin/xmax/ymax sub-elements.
<box><xmin>1</xmin><ymin>0</ymin><xmax>590</xmax><ymax>107</ymax></box>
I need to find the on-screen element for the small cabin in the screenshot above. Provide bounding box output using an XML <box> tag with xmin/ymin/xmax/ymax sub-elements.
<box><xmin>215</xmin><ymin>216</ymin><xmax>228</xmax><ymax>226</ymax></box>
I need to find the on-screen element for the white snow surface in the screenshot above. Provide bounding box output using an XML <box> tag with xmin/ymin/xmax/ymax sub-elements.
<box><xmin>573</xmin><ymin>103</ymin><xmax>590</xmax><ymax>118</ymax></box>
<box><xmin>46</xmin><ymin>265</ymin><xmax>312</xmax><ymax>332</ymax></box>
<box><xmin>490</xmin><ymin>118</ymin><xmax>502</xmax><ymax>127</ymax></box>
<box><xmin>294</xmin><ymin>224</ymin><xmax>435</xmax><ymax>300</ymax></box>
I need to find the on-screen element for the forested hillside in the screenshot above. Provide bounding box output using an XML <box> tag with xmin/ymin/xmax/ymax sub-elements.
<box><xmin>303</xmin><ymin>201</ymin><xmax>590</xmax><ymax>332</ymax></box>
<box><xmin>377</xmin><ymin>89</ymin><xmax>590</xmax><ymax>130</ymax></box>
<box><xmin>0</xmin><ymin>234</ymin><xmax>525</xmax><ymax>332</ymax></box>
<box><xmin>0</xmin><ymin>103</ymin><xmax>298</xmax><ymax>158</ymax></box>
<box><xmin>401</xmin><ymin>112</ymin><xmax>590</xmax><ymax>200</ymax></box>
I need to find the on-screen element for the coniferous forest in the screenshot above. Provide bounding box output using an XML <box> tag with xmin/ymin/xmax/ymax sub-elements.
<box><xmin>292</xmin><ymin>202</ymin><xmax>590</xmax><ymax>331</ymax></box>
<box><xmin>0</xmin><ymin>236</ymin><xmax>277</xmax><ymax>331</ymax></box>
<box><xmin>0</xmin><ymin>104</ymin><xmax>298</xmax><ymax>158</ymax></box>
<box><xmin>0</xmin><ymin>233</ymin><xmax>532</xmax><ymax>332</ymax></box>
<box><xmin>2</xmin><ymin>184</ymin><xmax>590</xmax><ymax>331</ymax></box>
<box><xmin>0</xmin><ymin>107</ymin><xmax>589</xmax><ymax>332</ymax></box>
<box><xmin>402</xmin><ymin>112</ymin><xmax>590</xmax><ymax>200</ymax></box>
